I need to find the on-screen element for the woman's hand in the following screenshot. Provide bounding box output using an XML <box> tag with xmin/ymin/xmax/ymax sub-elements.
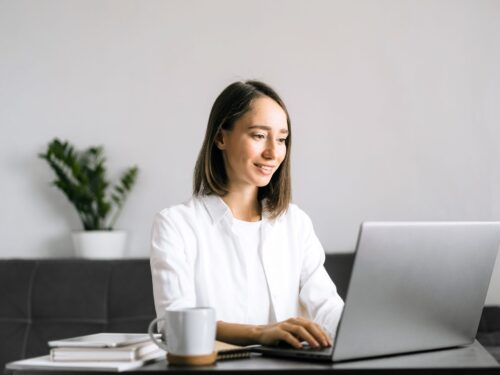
<box><xmin>254</xmin><ymin>317</ymin><xmax>332</xmax><ymax>349</ymax></box>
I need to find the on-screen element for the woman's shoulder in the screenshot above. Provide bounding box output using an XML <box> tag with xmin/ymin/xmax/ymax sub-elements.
<box><xmin>278</xmin><ymin>202</ymin><xmax>313</xmax><ymax>225</ymax></box>
<box><xmin>155</xmin><ymin>196</ymin><xmax>207</xmax><ymax>222</ymax></box>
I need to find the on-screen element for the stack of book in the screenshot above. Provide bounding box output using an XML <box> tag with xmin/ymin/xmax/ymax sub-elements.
<box><xmin>6</xmin><ymin>333</ymin><xmax>257</xmax><ymax>372</ymax></box>
<box><xmin>7</xmin><ymin>333</ymin><xmax>164</xmax><ymax>372</ymax></box>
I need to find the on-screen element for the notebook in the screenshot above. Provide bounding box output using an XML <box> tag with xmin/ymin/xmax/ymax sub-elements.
<box><xmin>50</xmin><ymin>341</ymin><xmax>161</xmax><ymax>361</ymax></box>
<box><xmin>252</xmin><ymin>222</ymin><xmax>500</xmax><ymax>362</ymax></box>
<box><xmin>215</xmin><ymin>341</ymin><xmax>259</xmax><ymax>360</ymax></box>
<box><xmin>48</xmin><ymin>333</ymin><xmax>158</xmax><ymax>348</ymax></box>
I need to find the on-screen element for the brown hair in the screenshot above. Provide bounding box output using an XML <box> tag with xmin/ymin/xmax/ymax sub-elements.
<box><xmin>193</xmin><ymin>80</ymin><xmax>292</xmax><ymax>219</ymax></box>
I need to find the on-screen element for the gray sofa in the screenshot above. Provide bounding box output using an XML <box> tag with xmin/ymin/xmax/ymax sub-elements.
<box><xmin>1</xmin><ymin>254</ymin><xmax>499</xmax><ymax>371</ymax></box>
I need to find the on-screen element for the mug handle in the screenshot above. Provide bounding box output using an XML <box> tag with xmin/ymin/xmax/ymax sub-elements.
<box><xmin>148</xmin><ymin>317</ymin><xmax>168</xmax><ymax>351</ymax></box>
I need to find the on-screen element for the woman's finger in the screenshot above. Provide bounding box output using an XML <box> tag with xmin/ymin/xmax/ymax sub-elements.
<box><xmin>281</xmin><ymin>322</ymin><xmax>320</xmax><ymax>347</ymax></box>
<box><xmin>287</xmin><ymin>317</ymin><xmax>331</xmax><ymax>347</ymax></box>
<box><xmin>307</xmin><ymin>321</ymin><xmax>331</xmax><ymax>347</ymax></box>
<box><xmin>277</xmin><ymin>330</ymin><xmax>303</xmax><ymax>349</ymax></box>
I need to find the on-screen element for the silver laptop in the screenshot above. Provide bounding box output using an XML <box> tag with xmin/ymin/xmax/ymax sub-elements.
<box><xmin>253</xmin><ymin>222</ymin><xmax>500</xmax><ymax>362</ymax></box>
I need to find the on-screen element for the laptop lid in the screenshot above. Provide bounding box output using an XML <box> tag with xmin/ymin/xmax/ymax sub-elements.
<box><xmin>332</xmin><ymin>221</ymin><xmax>500</xmax><ymax>362</ymax></box>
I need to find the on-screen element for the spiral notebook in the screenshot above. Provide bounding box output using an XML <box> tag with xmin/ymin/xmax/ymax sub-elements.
<box><xmin>215</xmin><ymin>341</ymin><xmax>259</xmax><ymax>360</ymax></box>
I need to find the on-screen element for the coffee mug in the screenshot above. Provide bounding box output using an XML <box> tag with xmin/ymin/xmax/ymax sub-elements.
<box><xmin>148</xmin><ymin>307</ymin><xmax>216</xmax><ymax>365</ymax></box>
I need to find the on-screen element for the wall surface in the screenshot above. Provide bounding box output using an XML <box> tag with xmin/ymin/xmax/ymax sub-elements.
<box><xmin>1</xmin><ymin>0</ymin><xmax>500</xmax><ymax>303</ymax></box>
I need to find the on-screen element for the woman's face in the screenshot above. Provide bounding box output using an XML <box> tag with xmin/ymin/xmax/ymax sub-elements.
<box><xmin>216</xmin><ymin>96</ymin><xmax>288</xmax><ymax>191</ymax></box>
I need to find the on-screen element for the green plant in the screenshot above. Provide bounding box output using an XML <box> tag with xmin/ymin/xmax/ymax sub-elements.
<box><xmin>39</xmin><ymin>138</ymin><xmax>139</xmax><ymax>230</ymax></box>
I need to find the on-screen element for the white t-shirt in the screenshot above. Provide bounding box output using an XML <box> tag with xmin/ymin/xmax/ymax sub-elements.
<box><xmin>232</xmin><ymin>218</ymin><xmax>273</xmax><ymax>325</ymax></box>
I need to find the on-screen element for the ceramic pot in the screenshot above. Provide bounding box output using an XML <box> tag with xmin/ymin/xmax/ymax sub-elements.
<box><xmin>71</xmin><ymin>230</ymin><xmax>127</xmax><ymax>258</ymax></box>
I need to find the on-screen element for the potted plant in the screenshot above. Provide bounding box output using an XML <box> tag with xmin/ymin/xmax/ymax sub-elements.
<box><xmin>39</xmin><ymin>138</ymin><xmax>139</xmax><ymax>258</ymax></box>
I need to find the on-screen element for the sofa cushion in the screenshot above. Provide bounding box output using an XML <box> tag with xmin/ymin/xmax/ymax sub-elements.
<box><xmin>477</xmin><ymin>306</ymin><xmax>500</xmax><ymax>348</ymax></box>
<box><xmin>107</xmin><ymin>260</ymin><xmax>158</xmax><ymax>332</ymax></box>
<box><xmin>324</xmin><ymin>252</ymin><xmax>354</xmax><ymax>300</ymax></box>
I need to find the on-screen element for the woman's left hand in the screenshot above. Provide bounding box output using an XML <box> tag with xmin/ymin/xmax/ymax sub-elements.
<box><xmin>253</xmin><ymin>316</ymin><xmax>332</xmax><ymax>349</ymax></box>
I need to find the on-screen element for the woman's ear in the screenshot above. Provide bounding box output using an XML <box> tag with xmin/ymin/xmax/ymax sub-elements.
<box><xmin>215</xmin><ymin>130</ymin><xmax>226</xmax><ymax>150</ymax></box>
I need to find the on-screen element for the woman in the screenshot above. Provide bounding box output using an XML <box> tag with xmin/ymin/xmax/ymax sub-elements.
<box><xmin>150</xmin><ymin>80</ymin><xmax>344</xmax><ymax>349</ymax></box>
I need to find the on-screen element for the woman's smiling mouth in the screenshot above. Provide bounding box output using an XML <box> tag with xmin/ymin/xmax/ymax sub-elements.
<box><xmin>255</xmin><ymin>163</ymin><xmax>275</xmax><ymax>175</ymax></box>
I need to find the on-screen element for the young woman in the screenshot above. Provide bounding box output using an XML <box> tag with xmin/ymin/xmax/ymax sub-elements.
<box><xmin>150</xmin><ymin>80</ymin><xmax>344</xmax><ymax>349</ymax></box>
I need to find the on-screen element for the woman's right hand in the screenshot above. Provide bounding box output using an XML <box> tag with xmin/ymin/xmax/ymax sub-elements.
<box><xmin>253</xmin><ymin>317</ymin><xmax>332</xmax><ymax>349</ymax></box>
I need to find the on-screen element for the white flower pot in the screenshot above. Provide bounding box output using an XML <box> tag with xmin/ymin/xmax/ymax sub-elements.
<box><xmin>71</xmin><ymin>230</ymin><xmax>127</xmax><ymax>259</ymax></box>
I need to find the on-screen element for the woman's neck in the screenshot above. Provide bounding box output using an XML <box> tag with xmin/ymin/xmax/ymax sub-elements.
<box><xmin>222</xmin><ymin>187</ymin><xmax>261</xmax><ymax>222</ymax></box>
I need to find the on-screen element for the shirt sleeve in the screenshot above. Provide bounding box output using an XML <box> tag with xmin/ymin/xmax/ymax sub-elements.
<box><xmin>150</xmin><ymin>210</ymin><xmax>196</xmax><ymax>322</ymax></box>
<box><xmin>298</xmin><ymin>212</ymin><xmax>345</xmax><ymax>340</ymax></box>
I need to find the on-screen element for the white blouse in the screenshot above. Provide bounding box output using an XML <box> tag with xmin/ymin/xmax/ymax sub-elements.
<box><xmin>150</xmin><ymin>195</ymin><xmax>344</xmax><ymax>338</ymax></box>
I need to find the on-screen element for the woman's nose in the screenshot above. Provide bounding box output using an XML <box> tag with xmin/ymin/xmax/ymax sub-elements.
<box><xmin>263</xmin><ymin>139</ymin><xmax>277</xmax><ymax>159</ymax></box>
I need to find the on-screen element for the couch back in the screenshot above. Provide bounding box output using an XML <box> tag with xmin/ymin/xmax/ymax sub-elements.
<box><xmin>0</xmin><ymin>254</ymin><xmax>355</xmax><ymax>369</ymax></box>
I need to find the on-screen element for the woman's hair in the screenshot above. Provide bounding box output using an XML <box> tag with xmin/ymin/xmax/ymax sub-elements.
<box><xmin>193</xmin><ymin>80</ymin><xmax>292</xmax><ymax>219</ymax></box>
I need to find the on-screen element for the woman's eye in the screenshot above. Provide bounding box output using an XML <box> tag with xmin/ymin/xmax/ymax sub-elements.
<box><xmin>278</xmin><ymin>138</ymin><xmax>287</xmax><ymax>144</ymax></box>
<box><xmin>252</xmin><ymin>134</ymin><xmax>265</xmax><ymax>140</ymax></box>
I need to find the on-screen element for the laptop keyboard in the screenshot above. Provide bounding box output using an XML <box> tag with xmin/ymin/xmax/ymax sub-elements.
<box><xmin>276</xmin><ymin>341</ymin><xmax>332</xmax><ymax>353</ymax></box>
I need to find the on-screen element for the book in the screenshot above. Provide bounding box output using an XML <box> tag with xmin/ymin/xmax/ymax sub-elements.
<box><xmin>5</xmin><ymin>352</ymin><xmax>163</xmax><ymax>372</ymax></box>
<box><xmin>215</xmin><ymin>341</ymin><xmax>260</xmax><ymax>360</ymax></box>
<box><xmin>48</xmin><ymin>333</ymin><xmax>159</xmax><ymax>348</ymax></box>
<box><xmin>50</xmin><ymin>341</ymin><xmax>162</xmax><ymax>362</ymax></box>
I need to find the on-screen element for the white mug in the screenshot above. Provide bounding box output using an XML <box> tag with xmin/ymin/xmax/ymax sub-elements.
<box><xmin>148</xmin><ymin>307</ymin><xmax>216</xmax><ymax>358</ymax></box>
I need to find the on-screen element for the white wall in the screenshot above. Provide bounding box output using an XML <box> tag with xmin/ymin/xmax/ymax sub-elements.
<box><xmin>1</xmin><ymin>0</ymin><xmax>500</xmax><ymax>302</ymax></box>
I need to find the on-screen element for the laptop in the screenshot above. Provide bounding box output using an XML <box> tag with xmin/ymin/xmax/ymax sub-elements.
<box><xmin>252</xmin><ymin>222</ymin><xmax>500</xmax><ymax>362</ymax></box>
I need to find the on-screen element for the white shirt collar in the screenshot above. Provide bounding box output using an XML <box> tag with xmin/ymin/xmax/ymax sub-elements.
<box><xmin>200</xmin><ymin>194</ymin><xmax>232</xmax><ymax>225</ymax></box>
<box><xmin>199</xmin><ymin>194</ymin><xmax>278</xmax><ymax>226</ymax></box>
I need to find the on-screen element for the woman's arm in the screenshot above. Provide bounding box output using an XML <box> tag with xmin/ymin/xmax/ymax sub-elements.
<box><xmin>298</xmin><ymin>211</ymin><xmax>344</xmax><ymax>340</ymax></box>
<box><xmin>217</xmin><ymin>317</ymin><xmax>332</xmax><ymax>349</ymax></box>
<box><xmin>150</xmin><ymin>210</ymin><xmax>196</xmax><ymax>320</ymax></box>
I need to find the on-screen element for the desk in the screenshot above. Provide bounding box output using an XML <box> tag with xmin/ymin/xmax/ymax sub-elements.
<box><xmin>5</xmin><ymin>341</ymin><xmax>499</xmax><ymax>375</ymax></box>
